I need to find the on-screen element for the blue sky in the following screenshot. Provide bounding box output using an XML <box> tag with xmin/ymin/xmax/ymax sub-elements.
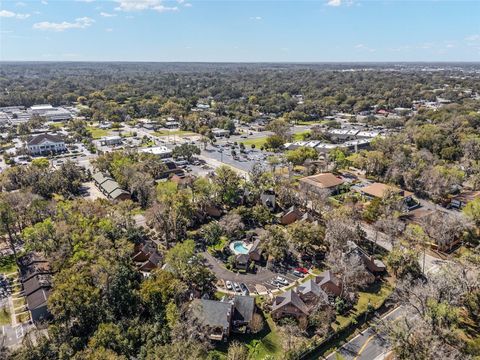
<box><xmin>1</xmin><ymin>0</ymin><xmax>479</xmax><ymax>62</ymax></box>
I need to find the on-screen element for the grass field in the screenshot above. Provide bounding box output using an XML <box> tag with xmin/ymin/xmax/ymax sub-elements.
<box><xmin>292</xmin><ymin>130</ymin><xmax>312</xmax><ymax>141</ymax></box>
<box><xmin>87</xmin><ymin>126</ymin><xmax>111</xmax><ymax>139</ymax></box>
<box><xmin>241</xmin><ymin>137</ymin><xmax>268</xmax><ymax>148</ymax></box>
<box><xmin>154</xmin><ymin>130</ymin><xmax>196</xmax><ymax>137</ymax></box>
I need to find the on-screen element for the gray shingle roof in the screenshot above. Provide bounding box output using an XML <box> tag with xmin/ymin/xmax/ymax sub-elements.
<box><xmin>272</xmin><ymin>289</ymin><xmax>309</xmax><ymax>315</ymax></box>
<box><xmin>192</xmin><ymin>299</ymin><xmax>233</xmax><ymax>330</ymax></box>
<box><xmin>233</xmin><ymin>296</ymin><xmax>255</xmax><ymax>323</ymax></box>
<box><xmin>27</xmin><ymin>133</ymin><xmax>64</xmax><ymax>146</ymax></box>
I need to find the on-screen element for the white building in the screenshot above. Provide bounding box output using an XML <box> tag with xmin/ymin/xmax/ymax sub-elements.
<box><xmin>27</xmin><ymin>133</ymin><xmax>66</xmax><ymax>155</ymax></box>
<box><xmin>139</xmin><ymin>146</ymin><xmax>172</xmax><ymax>159</ymax></box>
<box><xmin>212</xmin><ymin>128</ymin><xmax>230</xmax><ymax>137</ymax></box>
<box><xmin>30</xmin><ymin>104</ymin><xmax>72</xmax><ymax>122</ymax></box>
<box><xmin>100</xmin><ymin>136</ymin><xmax>123</xmax><ymax>146</ymax></box>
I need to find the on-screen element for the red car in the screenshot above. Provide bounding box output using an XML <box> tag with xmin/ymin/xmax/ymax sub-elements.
<box><xmin>295</xmin><ymin>267</ymin><xmax>308</xmax><ymax>274</ymax></box>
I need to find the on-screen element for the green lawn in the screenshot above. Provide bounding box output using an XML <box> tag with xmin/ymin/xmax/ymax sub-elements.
<box><xmin>0</xmin><ymin>254</ymin><xmax>17</xmax><ymax>274</ymax></box>
<box><xmin>333</xmin><ymin>280</ymin><xmax>393</xmax><ymax>331</ymax></box>
<box><xmin>87</xmin><ymin>126</ymin><xmax>111</xmax><ymax>139</ymax></box>
<box><xmin>292</xmin><ymin>130</ymin><xmax>312</xmax><ymax>141</ymax></box>
<box><xmin>0</xmin><ymin>306</ymin><xmax>11</xmax><ymax>325</ymax></box>
<box><xmin>154</xmin><ymin>130</ymin><xmax>196</xmax><ymax>137</ymax></box>
<box><xmin>12</xmin><ymin>298</ymin><xmax>26</xmax><ymax>309</ymax></box>
<box><xmin>247</xmin><ymin>314</ymin><xmax>282</xmax><ymax>359</ymax></box>
<box><xmin>241</xmin><ymin>137</ymin><xmax>268</xmax><ymax>148</ymax></box>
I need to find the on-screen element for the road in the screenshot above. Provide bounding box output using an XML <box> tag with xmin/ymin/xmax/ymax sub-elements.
<box><xmin>325</xmin><ymin>307</ymin><xmax>404</xmax><ymax>360</ymax></box>
<box><xmin>321</xmin><ymin>223</ymin><xmax>447</xmax><ymax>360</ymax></box>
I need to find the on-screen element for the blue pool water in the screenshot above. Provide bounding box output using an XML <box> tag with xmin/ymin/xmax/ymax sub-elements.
<box><xmin>233</xmin><ymin>241</ymin><xmax>249</xmax><ymax>254</ymax></box>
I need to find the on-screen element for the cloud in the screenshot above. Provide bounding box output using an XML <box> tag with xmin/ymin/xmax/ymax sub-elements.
<box><xmin>249</xmin><ymin>16</ymin><xmax>262</xmax><ymax>21</ymax></box>
<box><xmin>0</xmin><ymin>10</ymin><xmax>30</xmax><ymax>19</ymax></box>
<box><xmin>114</xmin><ymin>0</ymin><xmax>178</xmax><ymax>12</ymax></box>
<box><xmin>326</xmin><ymin>0</ymin><xmax>342</xmax><ymax>6</ymax></box>
<box><xmin>354</xmin><ymin>43</ymin><xmax>376</xmax><ymax>52</ymax></box>
<box><xmin>33</xmin><ymin>17</ymin><xmax>94</xmax><ymax>31</ymax></box>
<box><xmin>183</xmin><ymin>3</ymin><xmax>192</xmax><ymax>7</ymax></box>
<box><xmin>465</xmin><ymin>34</ymin><xmax>480</xmax><ymax>42</ymax></box>
<box><xmin>100</xmin><ymin>12</ymin><xmax>116</xmax><ymax>17</ymax></box>
<box><xmin>41</xmin><ymin>0</ymin><xmax>48</xmax><ymax>4</ymax></box>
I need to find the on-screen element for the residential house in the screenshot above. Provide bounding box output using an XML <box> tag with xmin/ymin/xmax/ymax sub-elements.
<box><xmin>271</xmin><ymin>289</ymin><xmax>309</xmax><ymax>320</ymax></box>
<box><xmin>248</xmin><ymin>238</ymin><xmax>262</xmax><ymax>262</ymax></box>
<box><xmin>191</xmin><ymin>299</ymin><xmax>233</xmax><ymax>341</ymax></box>
<box><xmin>92</xmin><ymin>172</ymin><xmax>130</xmax><ymax>201</ymax></box>
<box><xmin>314</xmin><ymin>270</ymin><xmax>342</xmax><ymax>297</ymax></box>
<box><xmin>260</xmin><ymin>189</ymin><xmax>276</xmax><ymax>211</ymax></box>
<box><xmin>27</xmin><ymin>133</ymin><xmax>66</xmax><ymax>156</ymax></box>
<box><xmin>235</xmin><ymin>254</ymin><xmax>250</xmax><ymax>271</ymax></box>
<box><xmin>18</xmin><ymin>253</ymin><xmax>53</xmax><ymax>325</ymax></box>
<box><xmin>299</xmin><ymin>172</ymin><xmax>344</xmax><ymax>196</ymax></box>
<box><xmin>296</xmin><ymin>279</ymin><xmax>328</xmax><ymax>306</ymax></box>
<box><xmin>358</xmin><ymin>182</ymin><xmax>417</xmax><ymax>210</ymax></box>
<box><xmin>132</xmin><ymin>240</ymin><xmax>163</xmax><ymax>273</ymax></box>
<box><xmin>191</xmin><ymin>296</ymin><xmax>257</xmax><ymax>340</ymax></box>
<box><xmin>279</xmin><ymin>206</ymin><xmax>304</xmax><ymax>225</ymax></box>
<box><xmin>232</xmin><ymin>296</ymin><xmax>256</xmax><ymax>333</ymax></box>
<box><xmin>346</xmin><ymin>241</ymin><xmax>386</xmax><ymax>274</ymax></box>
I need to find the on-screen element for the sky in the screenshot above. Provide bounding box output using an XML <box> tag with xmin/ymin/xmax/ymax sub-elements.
<box><xmin>0</xmin><ymin>0</ymin><xmax>479</xmax><ymax>62</ymax></box>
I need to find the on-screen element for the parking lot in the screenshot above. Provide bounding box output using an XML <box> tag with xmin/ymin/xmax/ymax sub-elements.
<box><xmin>202</xmin><ymin>252</ymin><xmax>309</xmax><ymax>296</ymax></box>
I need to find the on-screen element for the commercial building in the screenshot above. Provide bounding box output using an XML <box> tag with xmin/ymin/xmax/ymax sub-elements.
<box><xmin>27</xmin><ymin>133</ymin><xmax>66</xmax><ymax>155</ymax></box>
<box><xmin>139</xmin><ymin>146</ymin><xmax>172</xmax><ymax>159</ymax></box>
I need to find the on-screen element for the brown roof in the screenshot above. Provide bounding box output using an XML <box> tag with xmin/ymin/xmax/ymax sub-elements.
<box><xmin>300</xmin><ymin>173</ymin><xmax>344</xmax><ymax>189</ymax></box>
<box><xmin>360</xmin><ymin>182</ymin><xmax>413</xmax><ymax>199</ymax></box>
<box><xmin>27</xmin><ymin>133</ymin><xmax>64</xmax><ymax>146</ymax></box>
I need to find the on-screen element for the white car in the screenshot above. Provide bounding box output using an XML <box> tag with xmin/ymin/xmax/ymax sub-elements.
<box><xmin>225</xmin><ymin>280</ymin><xmax>233</xmax><ymax>290</ymax></box>
<box><xmin>276</xmin><ymin>276</ymin><xmax>289</xmax><ymax>286</ymax></box>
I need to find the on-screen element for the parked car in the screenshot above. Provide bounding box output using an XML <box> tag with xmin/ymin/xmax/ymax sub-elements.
<box><xmin>240</xmin><ymin>283</ymin><xmax>249</xmax><ymax>295</ymax></box>
<box><xmin>225</xmin><ymin>280</ymin><xmax>233</xmax><ymax>290</ymax></box>
<box><xmin>275</xmin><ymin>276</ymin><xmax>289</xmax><ymax>286</ymax></box>
<box><xmin>292</xmin><ymin>270</ymin><xmax>304</xmax><ymax>277</ymax></box>
<box><xmin>233</xmin><ymin>282</ymin><xmax>241</xmax><ymax>292</ymax></box>
<box><xmin>295</xmin><ymin>267</ymin><xmax>309</xmax><ymax>274</ymax></box>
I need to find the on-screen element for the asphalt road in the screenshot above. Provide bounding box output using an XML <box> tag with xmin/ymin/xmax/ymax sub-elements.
<box><xmin>325</xmin><ymin>307</ymin><xmax>404</xmax><ymax>360</ymax></box>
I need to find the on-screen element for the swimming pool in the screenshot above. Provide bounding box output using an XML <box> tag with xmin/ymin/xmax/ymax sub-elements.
<box><xmin>231</xmin><ymin>241</ymin><xmax>250</xmax><ymax>255</ymax></box>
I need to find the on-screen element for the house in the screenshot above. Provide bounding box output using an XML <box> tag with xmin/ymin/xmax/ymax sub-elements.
<box><xmin>299</xmin><ymin>173</ymin><xmax>344</xmax><ymax>196</ymax></box>
<box><xmin>271</xmin><ymin>289</ymin><xmax>309</xmax><ymax>320</ymax></box>
<box><xmin>296</xmin><ymin>279</ymin><xmax>328</xmax><ymax>306</ymax></box>
<box><xmin>235</xmin><ymin>254</ymin><xmax>250</xmax><ymax>270</ymax></box>
<box><xmin>18</xmin><ymin>253</ymin><xmax>53</xmax><ymax>325</ymax></box>
<box><xmin>358</xmin><ymin>182</ymin><xmax>417</xmax><ymax>210</ymax></box>
<box><xmin>27</xmin><ymin>133</ymin><xmax>66</xmax><ymax>155</ymax></box>
<box><xmin>191</xmin><ymin>299</ymin><xmax>233</xmax><ymax>341</ymax></box>
<box><xmin>279</xmin><ymin>206</ymin><xmax>304</xmax><ymax>225</ymax></box>
<box><xmin>346</xmin><ymin>241</ymin><xmax>386</xmax><ymax>274</ymax></box>
<box><xmin>248</xmin><ymin>238</ymin><xmax>262</xmax><ymax>262</ymax></box>
<box><xmin>314</xmin><ymin>270</ymin><xmax>342</xmax><ymax>297</ymax></box>
<box><xmin>100</xmin><ymin>136</ymin><xmax>123</xmax><ymax>147</ymax></box>
<box><xmin>92</xmin><ymin>172</ymin><xmax>130</xmax><ymax>201</ymax></box>
<box><xmin>158</xmin><ymin>160</ymin><xmax>184</xmax><ymax>179</ymax></box>
<box><xmin>132</xmin><ymin>241</ymin><xmax>163</xmax><ymax>273</ymax></box>
<box><xmin>232</xmin><ymin>296</ymin><xmax>256</xmax><ymax>333</ymax></box>
<box><xmin>191</xmin><ymin>296</ymin><xmax>256</xmax><ymax>340</ymax></box>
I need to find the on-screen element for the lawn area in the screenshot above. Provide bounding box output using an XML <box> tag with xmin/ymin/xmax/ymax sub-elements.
<box><xmin>154</xmin><ymin>130</ymin><xmax>196</xmax><ymax>137</ymax></box>
<box><xmin>0</xmin><ymin>306</ymin><xmax>11</xmax><ymax>325</ymax></box>
<box><xmin>292</xmin><ymin>130</ymin><xmax>312</xmax><ymax>141</ymax></box>
<box><xmin>208</xmin><ymin>236</ymin><xmax>229</xmax><ymax>253</ymax></box>
<box><xmin>49</xmin><ymin>122</ymin><xmax>65</xmax><ymax>129</ymax></box>
<box><xmin>87</xmin><ymin>126</ymin><xmax>111</xmax><ymax>139</ymax></box>
<box><xmin>241</xmin><ymin>137</ymin><xmax>268</xmax><ymax>148</ymax></box>
<box><xmin>333</xmin><ymin>280</ymin><xmax>394</xmax><ymax>331</ymax></box>
<box><xmin>0</xmin><ymin>254</ymin><xmax>17</xmax><ymax>274</ymax></box>
<box><xmin>12</xmin><ymin>297</ymin><xmax>26</xmax><ymax>309</ymax></box>
<box><xmin>16</xmin><ymin>312</ymin><xmax>30</xmax><ymax>323</ymax></box>
<box><xmin>246</xmin><ymin>313</ymin><xmax>282</xmax><ymax>359</ymax></box>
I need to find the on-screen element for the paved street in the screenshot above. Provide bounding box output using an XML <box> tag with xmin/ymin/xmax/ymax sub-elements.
<box><xmin>325</xmin><ymin>307</ymin><xmax>404</xmax><ymax>360</ymax></box>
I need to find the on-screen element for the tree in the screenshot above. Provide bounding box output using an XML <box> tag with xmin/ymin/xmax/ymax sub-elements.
<box><xmin>264</xmin><ymin>135</ymin><xmax>285</xmax><ymax>150</ymax></box>
<box><xmin>285</xmin><ymin>147</ymin><xmax>318</xmax><ymax>166</ymax></box>
<box><xmin>213</xmin><ymin>166</ymin><xmax>241</xmax><ymax>208</ymax></box>
<box><xmin>266</xmin><ymin>118</ymin><xmax>292</xmax><ymax>141</ymax></box>
<box><xmin>172</xmin><ymin>144</ymin><xmax>201</xmax><ymax>163</ymax></box>
<box><xmin>200</xmin><ymin>221</ymin><xmax>224</xmax><ymax>246</ymax></box>
<box><xmin>386</xmin><ymin>248</ymin><xmax>421</xmax><ymax>279</ymax></box>
<box><xmin>260</xmin><ymin>225</ymin><xmax>289</xmax><ymax>262</ymax></box>
<box><xmin>288</xmin><ymin>222</ymin><xmax>326</xmax><ymax>255</ymax></box>
<box><xmin>464</xmin><ymin>197</ymin><xmax>480</xmax><ymax>228</ymax></box>
<box><xmin>227</xmin><ymin>341</ymin><xmax>249</xmax><ymax>360</ymax></box>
